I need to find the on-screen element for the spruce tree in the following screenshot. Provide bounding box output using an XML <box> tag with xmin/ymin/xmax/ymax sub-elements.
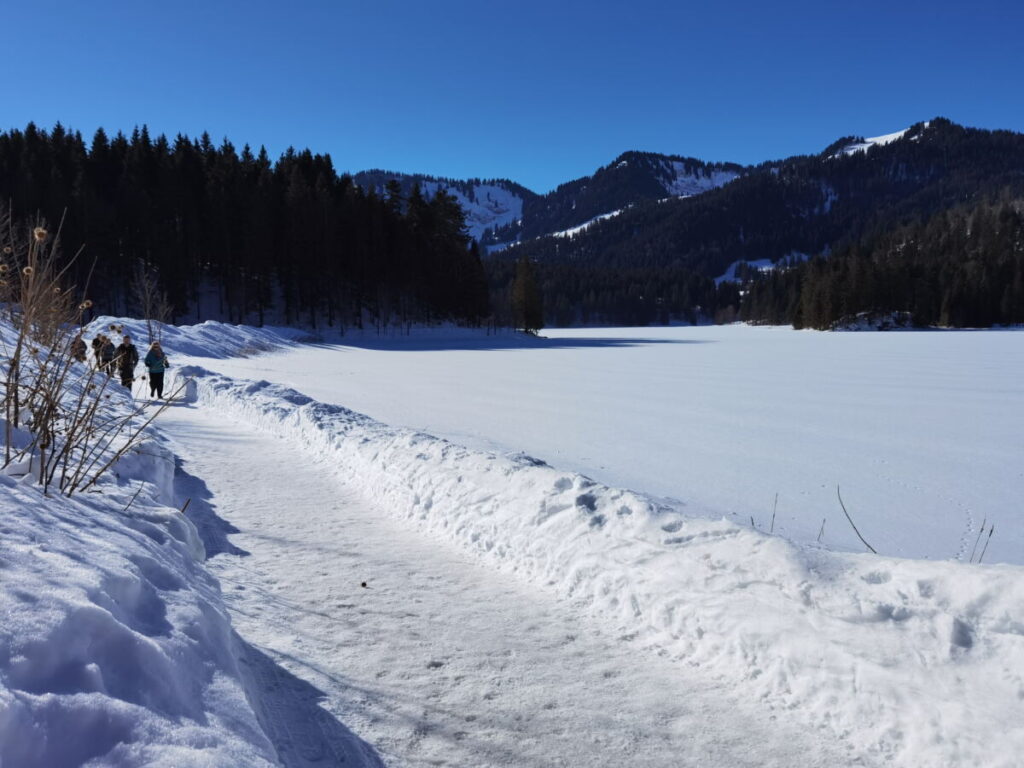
<box><xmin>511</xmin><ymin>252</ymin><xmax>543</xmax><ymax>333</ymax></box>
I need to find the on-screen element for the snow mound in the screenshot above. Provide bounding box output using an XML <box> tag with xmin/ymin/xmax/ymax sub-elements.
<box><xmin>85</xmin><ymin>316</ymin><xmax>311</xmax><ymax>359</ymax></box>
<box><xmin>176</xmin><ymin>365</ymin><xmax>1024</xmax><ymax>768</ymax></box>
<box><xmin>0</xmin><ymin>441</ymin><xmax>276</xmax><ymax>767</ymax></box>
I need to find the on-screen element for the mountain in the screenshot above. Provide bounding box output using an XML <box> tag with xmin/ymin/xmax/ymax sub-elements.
<box><xmin>352</xmin><ymin>171</ymin><xmax>537</xmax><ymax>241</ymax></box>
<box><xmin>353</xmin><ymin>153</ymin><xmax>744</xmax><ymax>247</ymax></box>
<box><xmin>0</xmin><ymin>117</ymin><xmax>1020</xmax><ymax>330</ymax></box>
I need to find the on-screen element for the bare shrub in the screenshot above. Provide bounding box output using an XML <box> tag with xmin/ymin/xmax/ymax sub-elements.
<box><xmin>0</xmin><ymin>209</ymin><xmax>183</xmax><ymax>496</ymax></box>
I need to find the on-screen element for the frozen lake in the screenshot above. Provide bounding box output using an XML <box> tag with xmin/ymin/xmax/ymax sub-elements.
<box><xmin>194</xmin><ymin>325</ymin><xmax>1024</xmax><ymax>565</ymax></box>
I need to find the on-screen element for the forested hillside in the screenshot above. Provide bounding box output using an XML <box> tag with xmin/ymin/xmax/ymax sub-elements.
<box><xmin>493</xmin><ymin>119</ymin><xmax>1024</xmax><ymax>326</ymax></box>
<box><xmin>0</xmin><ymin>123</ymin><xmax>489</xmax><ymax>328</ymax></box>
<box><xmin>741</xmin><ymin>196</ymin><xmax>1024</xmax><ymax>328</ymax></box>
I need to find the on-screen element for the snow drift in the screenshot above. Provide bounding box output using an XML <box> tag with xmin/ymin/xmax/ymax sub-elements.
<box><xmin>0</xmin><ymin>428</ymin><xmax>277</xmax><ymax>767</ymax></box>
<box><xmin>177</xmin><ymin>364</ymin><xmax>1024</xmax><ymax>768</ymax></box>
<box><xmin>0</xmin><ymin>318</ymin><xmax>280</xmax><ymax>766</ymax></box>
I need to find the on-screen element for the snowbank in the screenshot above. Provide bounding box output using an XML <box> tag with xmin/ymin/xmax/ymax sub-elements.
<box><xmin>0</xmin><ymin>321</ymin><xmax>279</xmax><ymax>765</ymax></box>
<box><xmin>178</xmin><ymin>364</ymin><xmax>1024</xmax><ymax>768</ymax></box>
<box><xmin>0</xmin><ymin>439</ymin><xmax>277</xmax><ymax>766</ymax></box>
<box><xmin>85</xmin><ymin>316</ymin><xmax>311</xmax><ymax>359</ymax></box>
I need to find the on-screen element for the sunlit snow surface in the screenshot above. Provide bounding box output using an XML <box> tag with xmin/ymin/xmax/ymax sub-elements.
<box><xmin>167</xmin><ymin>321</ymin><xmax>1024</xmax><ymax>768</ymax></box>
<box><xmin>195</xmin><ymin>324</ymin><xmax>1024</xmax><ymax>566</ymax></box>
<box><xmin>10</xmin><ymin>317</ymin><xmax>1018</xmax><ymax>766</ymax></box>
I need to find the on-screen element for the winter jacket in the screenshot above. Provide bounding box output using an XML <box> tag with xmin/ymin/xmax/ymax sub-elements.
<box><xmin>116</xmin><ymin>343</ymin><xmax>139</xmax><ymax>373</ymax></box>
<box><xmin>100</xmin><ymin>339</ymin><xmax>115</xmax><ymax>364</ymax></box>
<box><xmin>144</xmin><ymin>349</ymin><xmax>169</xmax><ymax>373</ymax></box>
<box><xmin>70</xmin><ymin>337</ymin><xmax>87</xmax><ymax>362</ymax></box>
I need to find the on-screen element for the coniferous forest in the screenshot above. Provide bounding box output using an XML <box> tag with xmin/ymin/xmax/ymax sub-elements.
<box><xmin>740</xmin><ymin>196</ymin><xmax>1024</xmax><ymax>328</ymax></box>
<box><xmin>2</xmin><ymin>117</ymin><xmax>1023</xmax><ymax>330</ymax></box>
<box><xmin>0</xmin><ymin>123</ymin><xmax>489</xmax><ymax>328</ymax></box>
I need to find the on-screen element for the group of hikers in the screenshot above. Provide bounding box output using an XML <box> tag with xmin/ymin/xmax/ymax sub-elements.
<box><xmin>69</xmin><ymin>332</ymin><xmax>171</xmax><ymax>399</ymax></box>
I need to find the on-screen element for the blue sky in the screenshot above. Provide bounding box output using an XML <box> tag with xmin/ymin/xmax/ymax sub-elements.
<box><xmin>3</xmin><ymin>0</ymin><xmax>1022</xmax><ymax>192</ymax></box>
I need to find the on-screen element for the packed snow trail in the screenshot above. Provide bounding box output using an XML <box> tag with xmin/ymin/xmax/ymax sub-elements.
<box><xmin>159</xmin><ymin>402</ymin><xmax>857</xmax><ymax>767</ymax></box>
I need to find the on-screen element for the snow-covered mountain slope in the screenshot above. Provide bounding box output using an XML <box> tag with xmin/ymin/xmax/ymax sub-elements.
<box><xmin>550</xmin><ymin>208</ymin><xmax>626</xmax><ymax>238</ymax></box>
<box><xmin>422</xmin><ymin>180</ymin><xmax>524</xmax><ymax>240</ymax></box>
<box><xmin>173</xmin><ymin>352</ymin><xmax>1024</xmax><ymax>768</ymax></box>
<box><xmin>831</xmin><ymin>121</ymin><xmax>933</xmax><ymax>157</ymax></box>
<box><xmin>353</xmin><ymin>171</ymin><xmax>533</xmax><ymax>240</ymax></box>
<box><xmin>655</xmin><ymin>159</ymin><xmax>740</xmax><ymax>196</ymax></box>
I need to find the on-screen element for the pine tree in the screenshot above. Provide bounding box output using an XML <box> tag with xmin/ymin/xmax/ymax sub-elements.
<box><xmin>511</xmin><ymin>252</ymin><xmax>543</xmax><ymax>333</ymax></box>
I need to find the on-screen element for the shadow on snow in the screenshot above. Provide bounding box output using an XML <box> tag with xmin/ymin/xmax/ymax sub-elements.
<box><xmin>236</xmin><ymin>637</ymin><xmax>386</xmax><ymax>768</ymax></box>
<box><xmin>173</xmin><ymin>454</ymin><xmax>249</xmax><ymax>558</ymax></box>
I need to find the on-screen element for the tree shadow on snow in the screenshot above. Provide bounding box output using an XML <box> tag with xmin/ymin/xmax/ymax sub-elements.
<box><xmin>311</xmin><ymin>332</ymin><xmax>711</xmax><ymax>353</ymax></box>
<box><xmin>173</xmin><ymin>456</ymin><xmax>249</xmax><ymax>558</ymax></box>
<box><xmin>236</xmin><ymin>636</ymin><xmax>386</xmax><ymax>768</ymax></box>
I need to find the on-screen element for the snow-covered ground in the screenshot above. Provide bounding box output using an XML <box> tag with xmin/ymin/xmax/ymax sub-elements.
<box><xmin>160</xmin><ymin>394</ymin><xmax>850</xmax><ymax>767</ymax></box>
<box><xmin>194</xmin><ymin>324</ymin><xmax>1024</xmax><ymax>567</ymax></box>
<box><xmin>165</xmin><ymin>326</ymin><xmax>1023</xmax><ymax>767</ymax></box>
<box><xmin>0</xmin><ymin>334</ymin><xmax>280</xmax><ymax>765</ymax></box>
<box><xmin>5</xmin><ymin>317</ymin><xmax>1024</xmax><ymax>767</ymax></box>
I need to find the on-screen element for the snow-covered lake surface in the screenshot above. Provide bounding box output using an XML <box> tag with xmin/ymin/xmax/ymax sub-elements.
<box><xmin>194</xmin><ymin>324</ymin><xmax>1024</xmax><ymax>566</ymax></box>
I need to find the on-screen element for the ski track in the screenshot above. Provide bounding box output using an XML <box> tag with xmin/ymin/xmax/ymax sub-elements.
<box><xmin>160</xmin><ymin>403</ymin><xmax>861</xmax><ymax>768</ymax></box>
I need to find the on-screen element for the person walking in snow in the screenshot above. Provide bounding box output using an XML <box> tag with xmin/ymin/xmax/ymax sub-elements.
<box><xmin>99</xmin><ymin>335</ymin><xmax>116</xmax><ymax>376</ymax></box>
<box><xmin>115</xmin><ymin>335</ymin><xmax>139</xmax><ymax>388</ymax></box>
<box><xmin>91</xmin><ymin>335</ymin><xmax>104</xmax><ymax>369</ymax></box>
<box><xmin>144</xmin><ymin>341</ymin><xmax>169</xmax><ymax>399</ymax></box>
<box><xmin>70</xmin><ymin>332</ymin><xmax>87</xmax><ymax>363</ymax></box>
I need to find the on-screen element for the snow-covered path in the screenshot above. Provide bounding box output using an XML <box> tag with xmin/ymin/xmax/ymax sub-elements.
<box><xmin>160</xmin><ymin>402</ymin><xmax>857</xmax><ymax>768</ymax></box>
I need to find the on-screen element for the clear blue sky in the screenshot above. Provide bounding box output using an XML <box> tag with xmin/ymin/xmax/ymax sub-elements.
<box><xmin>3</xmin><ymin>0</ymin><xmax>1022</xmax><ymax>192</ymax></box>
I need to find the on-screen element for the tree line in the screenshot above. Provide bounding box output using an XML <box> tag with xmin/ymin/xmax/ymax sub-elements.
<box><xmin>741</xmin><ymin>196</ymin><xmax>1024</xmax><ymax>328</ymax></box>
<box><xmin>0</xmin><ymin>122</ymin><xmax>489</xmax><ymax>329</ymax></box>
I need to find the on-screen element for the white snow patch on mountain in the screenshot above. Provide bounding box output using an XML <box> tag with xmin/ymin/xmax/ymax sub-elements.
<box><xmin>835</xmin><ymin>122</ymin><xmax>932</xmax><ymax>157</ymax></box>
<box><xmin>550</xmin><ymin>208</ymin><xmax>625</xmax><ymax>238</ymax></box>
<box><xmin>658</xmin><ymin>163</ymin><xmax>739</xmax><ymax>197</ymax></box>
<box><xmin>715</xmin><ymin>252</ymin><xmax>809</xmax><ymax>284</ymax></box>
<box><xmin>419</xmin><ymin>181</ymin><xmax>524</xmax><ymax>240</ymax></box>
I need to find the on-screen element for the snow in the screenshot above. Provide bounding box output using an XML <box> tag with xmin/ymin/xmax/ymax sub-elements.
<box><xmin>715</xmin><ymin>252</ymin><xmax>811</xmax><ymax>284</ymax></box>
<box><xmin>161</xmin><ymin>394</ymin><xmax>846</xmax><ymax>767</ymax></box>
<box><xmin>714</xmin><ymin>257</ymin><xmax>776</xmax><ymax>284</ymax></box>
<box><xmin>0</xmin><ymin>351</ymin><xmax>278</xmax><ymax>764</ymax></box>
<box><xmin>170</xmin><ymin>328</ymin><xmax>1024</xmax><ymax>768</ymax></box>
<box><xmin>193</xmin><ymin>324</ymin><xmax>1024</xmax><ymax>568</ymax></box>
<box><xmin>419</xmin><ymin>181</ymin><xmax>524</xmax><ymax>241</ymax></box>
<box><xmin>6</xmin><ymin>316</ymin><xmax>1024</xmax><ymax>767</ymax></box>
<box><xmin>834</xmin><ymin>122</ymin><xmax>931</xmax><ymax>157</ymax></box>
<box><xmin>658</xmin><ymin>163</ymin><xmax>739</xmax><ymax>197</ymax></box>
<box><xmin>84</xmin><ymin>316</ymin><xmax>312</xmax><ymax>359</ymax></box>
<box><xmin>549</xmin><ymin>208</ymin><xmax>625</xmax><ymax>238</ymax></box>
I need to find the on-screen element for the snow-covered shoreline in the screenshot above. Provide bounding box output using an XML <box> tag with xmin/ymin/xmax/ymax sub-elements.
<box><xmin>177</xmin><ymin>362</ymin><xmax>1024</xmax><ymax>768</ymax></box>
